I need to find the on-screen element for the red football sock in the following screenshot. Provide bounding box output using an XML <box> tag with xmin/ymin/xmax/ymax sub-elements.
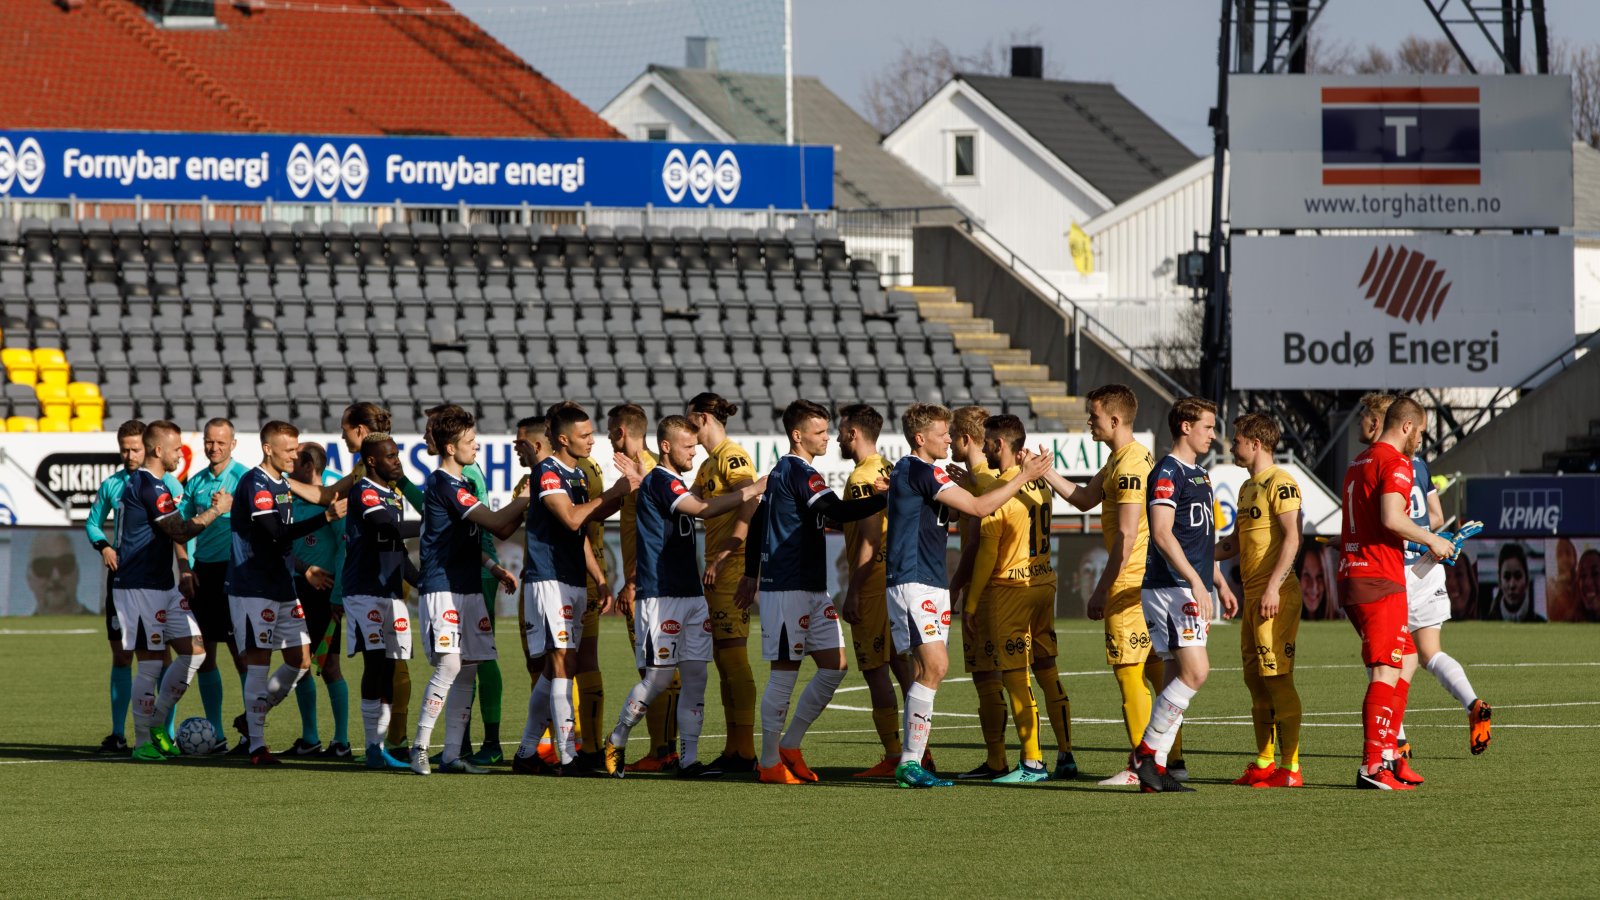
<box><xmin>1390</xmin><ymin>679</ymin><xmax>1411</xmax><ymax>755</ymax></box>
<box><xmin>1362</xmin><ymin>680</ymin><xmax>1397</xmax><ymax>774</ymax></box>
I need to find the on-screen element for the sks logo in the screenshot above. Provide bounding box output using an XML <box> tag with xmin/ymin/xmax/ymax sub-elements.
<box><xmin>1359</xmin><ymin>245</ymin><xmax>1451</xmax><ymax>324</ymax></box>
<box><xmin>287</xmin><ymin>142</ymin><xmax>368</xmax><ymax>200</ymax></box>
<box><xmin>0</xmin><ymin>137</ymin><xmax>45</xmax><ymax>195</ymax></box>
<box><xmin>1321</xmin><ymin>85</ymin><xmax>1480</xmax><ymax>186</ymax></box>
<box><xmin>662</xmin><ymin>148</ymin><xmax>741</xmax><ymax>205</ymax></box>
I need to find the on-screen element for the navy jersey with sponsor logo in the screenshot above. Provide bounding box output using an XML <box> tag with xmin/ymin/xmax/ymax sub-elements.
<box><xmin>759</xmin><ymin>454</ymin><xmax>837</xmax><ymax>592</ymax></box>
<box><xmin>886</xmin><ymin>455</ymin><xmax>956</xmax><ymax>589</ymax></box>
<box><xmin>229</xmin><ymin>467</ymin><xmax>299</xmax><ymax>601</ymax></box>
<box><xmin>418</xmin><ymin>469</ymin><xmax>485</xmax><ymax>595</ymax></box>
<box><xmin>634</xmin><ymin>467</ymin><xmax>701</xmax><ymax>599</ymax></box>
<box><xmin>114</xmin><ymin>469</ymin><xmax>181</xmax><ymax>591</ymax></box>
<box><xmin>523</xmin><ymin>456</ymin><xmax>589</xmax><ymax>588</ymax></box>
<box><xmin>1142</xmin><ymin>455</ymin><xmax>1215</xmax><ymax>592</ymax></box>
<box><xmin>1404</xmin><ymin>457</ymin><xmax>1436</xmax><ymax>562</ymax></box>
<box><xmin>343</xmin><ymin>477</ymin><xmax>408</xmax><ymax>599</ymax></box>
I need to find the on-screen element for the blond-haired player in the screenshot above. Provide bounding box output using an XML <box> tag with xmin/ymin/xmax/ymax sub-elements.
<box><xmin>1036</xmin><ymin>384</ymin><xmax>1166</xmax><ymax>786</ymax></box>
<box><xmin>966</xmin><ymin>414</ymin><xmax>1069</xmax><ymax>783</ymax></box>
<box><xmin>686</xmin><ymin>392</ymin><xmax>760</xmax><ymax>772</ymax></box>
<box><xmin>1215</xmin><ymin>413</ymin><xmax>1305</xmax><ymax>788</ymax></box>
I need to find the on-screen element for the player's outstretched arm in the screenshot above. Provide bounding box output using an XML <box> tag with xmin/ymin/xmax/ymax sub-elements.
<box><xmin>247</xmin><ymin>497</ymin><xmax>347</xmax><ymax>547</ymax></box>
<box><xmin>939</xmin><ymin>452</ymin><xmax>1050</xmax><ymax>519</ymax></box>
<box><xmin>677</xmin><ymin>476</ymin><xmax>768</xmax><ymax>520</ymax></box>
<box><xmin>465</xmin><ymin>494</ymin><xmax>530</xmax><ymax>541</ymax></box>
<box><xmin>814</xmin><ymin>490</ymin><xmax>887</xmax><ymax>524</ymax></box>
<box><xmin>1043</xmin><ymin>467</ymin><xmax>1103</xmax><ymax>511</ymax></box>
<box><xmin>1379</xmin><ymin>493</ymin><xmax>1455</xmax><ymax>559</ymax></box>
<box><xmin>157</xmin><ymin>490</ymin><xmax>232</xmax><ymax>543</ymax></box>
<box><xmin>285</xmin><ymin>474</ymin><xmax>342</xmax><ymax>507</ymax></box>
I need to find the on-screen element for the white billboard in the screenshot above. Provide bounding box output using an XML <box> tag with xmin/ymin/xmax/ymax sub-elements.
<box><xmin>1230</xmin><ymin>75</ymin><xmax>1572</xmax><ymax>228</ymax></box>
<box><xmin>1231</xmin><ymin>235</ymin><xmax>1574</xmax><ymax>389</ymax></box>
<box><xmin>0</xmin><ymin>430</ymin><xmax>1151</xmax><ymax>527</ymax></box>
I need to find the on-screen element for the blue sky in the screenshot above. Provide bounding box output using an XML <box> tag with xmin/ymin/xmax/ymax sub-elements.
<box><xmin>452</xmin><ymin>0</ymin><xmax>1600</xmax><ymax>152</ymax></box>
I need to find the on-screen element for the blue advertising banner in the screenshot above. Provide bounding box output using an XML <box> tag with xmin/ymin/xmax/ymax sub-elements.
<box><xmin>0</xmin><ymin>129</ymin><xmax>833</xmax><ymax>210</ymax></box>
<box><xmin>1462</xmin><ymin>474</ymin><xmax>1600</xmax><ymax>537</ymax></box>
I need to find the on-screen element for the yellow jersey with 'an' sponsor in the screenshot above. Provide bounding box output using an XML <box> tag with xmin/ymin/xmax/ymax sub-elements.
<box><xmin>842</xmin><ymin>453</ymin><xmax>889</xmax><ymax>597</ymax></box>
<box><xmin>1098</xmin><ymin>440</ymin><xmax>1153</xmax><ymax>594</ymax></box>
<box><xmin>692</xmin><ymin>438</ymin><xmax>754</xmax><ymax>563</ymax></box>
<box><xmin>979</xmin><ymin>465</ymin><xmax>1057</xmax><ymax>588</ymax></box>
<box><xmin>1236</xmin><ymin>464</ymin><xmax>1303</xmax><ymax>596</ymax></box>
<box><xmin>578</xmin><ymin>455</ymin><xmax>607</xmax><ymax>578</ymax></box>
<box><xmin>618</xmin><ymin>449</ymin><xmax>658</xmax><ymax>580</ymax></box>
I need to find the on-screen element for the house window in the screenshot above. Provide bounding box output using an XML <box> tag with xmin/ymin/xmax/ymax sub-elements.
<box><xmin>644</xmin><ymin>125</ymin><xmax>670</xmax><ymax>142</ymax></box>
<box><xmin>950</xmin><ymin>132</ymin><xmax>977</xmax><ymax>182</ymax></box>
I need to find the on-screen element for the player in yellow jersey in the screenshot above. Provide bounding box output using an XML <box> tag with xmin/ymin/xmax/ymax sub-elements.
<box><xmin>686</xmin><ymin>392</ymin><xmax>761</xmax><ymax>772</ymax></box>
<box><xmin>836</xmin><ymin>404</ymin><xmax>915</xmax><ymax>777</ymax></box>
<box><xmin>967</xmin><ymin>414</ymin><xmax>1075</xmax><ymax>783</ymax></box>
<box><xmin>943</xmin><ymin>405</ymin><xmax>1012</xmax><ymax>778</ymax></box>
<box><xmin>575</xmin><ymin>439</ymin><xmax>614</xmax><ymax>773</ymax></box>
<box><xmin>1216</xmin><ymin>413</ymin><xmax>1306</xmax><ymax>788</ymax></box>
<box><xmin>1035</xmin><ymin>384</ymin><xmax>1175</xmax><ymax>785</ymax></box>
<box><xmin>607</xmin><ymin>402</ymin><xmax>679</xmax><ymax>772</ymax></box>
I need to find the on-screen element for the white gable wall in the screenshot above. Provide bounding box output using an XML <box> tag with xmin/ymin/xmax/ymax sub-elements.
<box><xmin>1085</xmin><ymin>158</ymin><xmax>1215</xmax><ymax>300</ymax></box>
<box><xmin>600</xmin><ymin>79</ymin><xmax>725</xmax><ymax>143</ymax></box>
<box><xmin>884</xmin><ymin>86</ymin><xmax>1110</xmax><ymax>285</ymax></box>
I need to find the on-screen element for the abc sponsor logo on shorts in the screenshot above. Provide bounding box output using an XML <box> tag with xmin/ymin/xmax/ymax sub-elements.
<box><xmin>920</xmin><ymin>599</ymin><xmax>938</xmax><ymax>614</ymax></box>
<box><xmin>261</xmin><ymin>608</ymin><xmax>276</xmax><ymax>623</ymax></box>
<box><xmin>661</xmin><ymin>148</ymin><xmax>741</xmax><ymax>205</ymax></box>
<box><xmin>939</xmin><ymin>611</ymin><xmax>951</xmax><ymax>626</ymax></box>
<box><xmin>797</xmin><ymin>615</ymin><xmax>811</xmax><ymax>629</ymax></box>
<box><xmin>287</xmin><ymin>142</ymin><xmax>368</xmax><ymax>200</ymax></box>
<box><xmin>291</xmin><ymin>605</ymin><xmax>305</xmax><ymax>619</ymax></box>
<box><xmin>478</xmin><ymin>616</ymin><xmax>491</xmax><ymax>632</ymax></box>
<box><xmin>367</xmin><ymin>610</ymin><xmax>383</xmax><ymax>623</ymax></box>
<box><xmin>824</xmin><ymin>605</ymin><xmax>839</xmax><ymax>621</ymax></box>
<box><xmin>394</xmin><ymin>617</ymin><xmax>408</xmax><ymax>632</ymax></box>
<box><xmin>443</xmin><ymin>610</ymin><xmax>460</xmax><ymax>625</ymax></box>
<box><xmin>154</xmin><ymin>610</ymin><xmax>168</xmax><ymax>623</ymax></box>
<box><xmin>0</xmin><ymin>137</ymin><xmax>46</xmax><ymax>194</ymax></box>
<box><xmin>559</xmin><ymin>605</ymin><xmax>574</xmax><ymax>620</ymax></box>
<box><xmin>661</xmin><ymin>619</ymin><xmax>682</xmax><ymax>635</ymax></box>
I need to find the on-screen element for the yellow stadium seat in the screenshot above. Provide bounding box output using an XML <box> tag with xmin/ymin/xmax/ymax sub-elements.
<box><xmin>33</xmin><ymin>348</ymin><xmax>70</xmax><ymax>387</ymax></box>
<box><xmin>39</xmin><ymin>416</ymin><xmax>70</xmax><ymax>433</ymax></box>
<box><xmin>68</xmin><ymin>382</ymin><xmax>105</xmax><ymax>416</ymax></box>
<box><xmin>71</xmin><ymin>415</ymin><xmax>103</xmax><ymax>432</ymax></box>
<box><xmin>35</xmin><ymin>383</ymin><xmax>71</xmax><ymax>421</ymax></box>
<box><xmin>6</xmin><ymin>416</ymin><xmax>38</xmax><ymax>432</ymax></box>
<box><xmin>2</xmin><ymin>348</ymin><xmax>35</xmax><ymax>386</ymax></box>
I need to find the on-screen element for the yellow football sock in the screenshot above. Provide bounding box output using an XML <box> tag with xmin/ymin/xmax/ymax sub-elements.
<box><xmin>871</xmin><ymin>706</ymin><xmax>902</xmax><ymax>757</ymax></box>
<box><xmin>1112</xmin><ymin>663</ymin><xmax>1151</xmax><ymax>749</ymax></box>
<box><xmin>386</xmin><ymin>659</ymin><xmax>411</xmax><ymax>747</ymax></box>
<box><xmin>1266</xmin><ymin>672</ymin><xmax>1303</xmax><ymax>772</ymax></box>
<box><xmin>1034</xmin><ymin>665</ymin><xmax>1072</xmax><ymax>753</ymax></box>
<box><xmin>576</xmin><ymin>671</ymin><xmax>604</xmax><ymax>752</ymax></box>
<box><xmin>1243</xmin><ymin>666</ymin><xmax>1276</xmax><ymax>766</ymax></box>
<box><xmin>642</xmin><ymin>669</ymin><xmax>676</xmax><ymax>754</ymax></box>
<box><xmin>661</xmin><ymin>672</ymin><xmax>681</xmax><ymax>752</ymax></box>
<box><xmin>1001</xmin><ymin>669</ymin><xmax>1041</xmax><ymax>762</ymax></box>
<box><xmin>976</xmin><ymin>676</ymin><xmax>1009</xmax><ymax>769</ymax></box>
<box><xmin>714</xmin><ymin>646</ymin><xmax>757</xmax><ymax>758</ymax></box>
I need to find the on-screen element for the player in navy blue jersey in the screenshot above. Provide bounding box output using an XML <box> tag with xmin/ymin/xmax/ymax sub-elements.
<box><xmin>1130</xmin><ymin>397</ymin><xmax>1238</xmax><ymax>792</ymax></box>
<box><xmin>342</xmin><ymin>433</ymin><xmax>419</xmax><ymax>770</ymax></box>
<box><xmin>228</xmin><ymin>421</ymin><xmax>348</xmax><ymax>766</ymax></box>
<box><xmin>600</xmin><ymin>415</ymin><xmax>767</xmax><ymax>778</ymax></box>
<box><xmin>883</xmin><ymin>403</ymin><xmax>1051</xmax><ymax>788</ymax></box>
<box><xmin>510</xmin><ymin>402</ymin><xmax>643</xmax><ymax>776</ymax></box>
<box><xmin>732</xmin><ymin>400</ymin><xmax>889</xmax><ymax>785</ymax></box>
<box><xmin>410</xmin><ymin>408</ymin><xmax>525</xmax><ymax>776</ymax></box>
<box><xmin>115</xmin><ymin>420</ymin><xmax>233</xmax><ymax>762</ymax></box>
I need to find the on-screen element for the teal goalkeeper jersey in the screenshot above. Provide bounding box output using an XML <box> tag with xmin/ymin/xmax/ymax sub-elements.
<box><xmin>182</xmin><ymin>459</ymin><xmax>250</xmax><ymax>564</ymax></box>
<box><xmin>292</xmin><ymin>469</ymin><xmax>347</xmax><ymax>604</ymax></box>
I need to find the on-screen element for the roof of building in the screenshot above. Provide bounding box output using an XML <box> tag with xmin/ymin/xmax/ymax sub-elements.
<box><xmin>647</xmin><ymin>65</ymin><xmax>954</xmax><ymax>210</ymax></box>
<box><xmin>1</xmin><ymin>0</ymin><xmax>618</xmax><ymax>138</ymax></box>
<box><xmin>956</xmin><ymin>74</ymin><xmax>1199</xmax><ymax>205</ymax></box>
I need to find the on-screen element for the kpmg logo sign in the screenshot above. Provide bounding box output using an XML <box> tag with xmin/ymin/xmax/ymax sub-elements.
<box><xmin>1499</xmin><ymin>488</ymin><xmax>1562</xmax><ymax>533</ymax></box>
<box><xmin>1358</xmin><ymin>245</ymin><xmax>1451</xmax><ymax>323</ymax></box>
<box><xmin>1321</xmin><ymin>85</ymin><xmax>1481</xmax><ymax>186</ymax></box>
<box><xmin>0</xmin><ymin>137</ymin><xmax>45</xmax><ymax>195</ymax></box>
<box><xmin>287</xmin><ymin>142</ymin><xmax>368</xmax><ymax>200</ymax></box>
<box><xmin>662</xmin><ymin>148</ymin><xmax>741</xmax><ymax>205</ymax></box>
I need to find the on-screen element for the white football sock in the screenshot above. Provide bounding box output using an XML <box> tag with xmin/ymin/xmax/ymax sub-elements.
<box><xmin>1142</xmin><ymin>678</ymin><xmax>1197</xmax><ymax>766</ymax></box>
<box><xmin>152</xmin><ymin>653</ymin><xmax>203</xmax><ymax>726</ymax></box>
<box><xmin>1425</xmin><ymin>652</ymin><xmax>1478</xmax><ymax>710</ymax></box>
<box><xmin>361</xmin><ymin>699</ymin><xmax>383</xmax><ymax>749</ymax></box>
<box><xmin>415</xmin><ymin>654</ymin><xmax>460</xmax><ymax>753</ymax></box>
<box><xmin>440</xmin><ymin>662</ymin><xmax>478</xmax><ymax>765</ymax></box>
<box><xmin>265</xmin><ymin>664</ymin><xmax>307</xmax><ymax>706</ymax></box>
<box><xmin>610</xmin><ymin>667</ymin><xmax>675</xmax><ymax>748</ymax></box>
<box><xmin>759</xmin><ymin>669</ymin><xmax>799</xmax><ymax>769</ymax></box>
<box><xmin>677</xmin><ymin>660</ymin><xmax>708</xmax><ymax>767</ymax></box>
<box><xmin>515</xmin><ymin>676</ymin><xmax>553</xmax><ymax>759</ymax></box>
<box><xmin>781</xmin><ymin>667</ymin><xmax>846</xmax><ymax>750</ymax></box>
<box><xmin>244</xmin><ymin>665</ymin><xmax>271</xmax><ymax>751</ymax></box>
<box><xmin>131</xmin><ymin>659</ymin><xmax>163</xmax><ymax>746</ymax></box>
<box><xmin>900</xmin><ymin>682</ymin><xmax>937</xmax><ymax>765</ymax></box>
<box><xmin>550</xmin><ymin>676</ymin><xmax>576</xmax><ymax>764</ymax></box>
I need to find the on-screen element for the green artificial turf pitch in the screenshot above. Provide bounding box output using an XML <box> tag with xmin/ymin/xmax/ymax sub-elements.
<box><xmin>0</xmin><ymin>617</ymin><xmax>1595</xmax><ymax>898</ymax></box>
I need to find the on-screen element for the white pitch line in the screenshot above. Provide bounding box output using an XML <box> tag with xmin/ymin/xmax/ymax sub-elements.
<box><xmin>0</xmin><ymin>628</ymin><xmax>98</xmax><ymax>636</ymax></box>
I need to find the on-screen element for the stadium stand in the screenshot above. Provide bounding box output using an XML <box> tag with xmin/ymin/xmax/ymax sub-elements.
<box><xmin>0</xmin><ymin>215</ymin><xmax>1048</xmax><ymax>435</ymax></box>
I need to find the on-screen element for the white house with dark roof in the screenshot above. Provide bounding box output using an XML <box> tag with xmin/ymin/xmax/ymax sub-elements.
<box><xmin>883</xmin><ymin>48</ymin><xmax>1198</xmax><ymax>295</ymax></box>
